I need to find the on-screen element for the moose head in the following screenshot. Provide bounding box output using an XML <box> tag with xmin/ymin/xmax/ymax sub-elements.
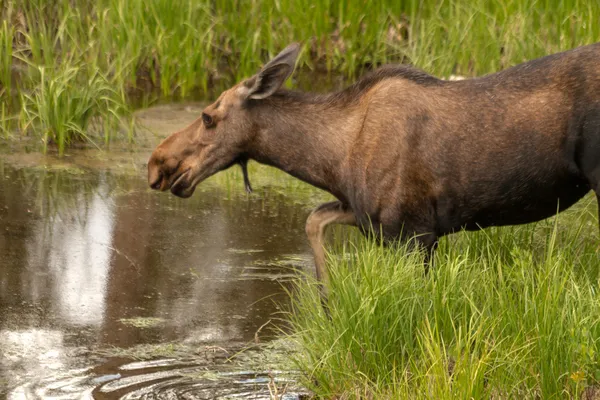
<box><xmin>147</xmin><ymin>44</ymin><xmax>301</xmax><ymax>198</ymax></box>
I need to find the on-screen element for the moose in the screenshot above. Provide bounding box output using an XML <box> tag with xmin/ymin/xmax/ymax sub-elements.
<box><xmin>148</xmin><ymin>43</ymin><xmax>600</xmax><ymax>285</ymax></box>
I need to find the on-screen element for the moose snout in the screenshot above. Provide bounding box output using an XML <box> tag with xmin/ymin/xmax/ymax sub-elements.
<box><xmin>148</xmin><ymin>153</ymin><xmax>194</xmax><ymax>198</ymax></box>
<box><xmin>149</xmin><ymin>171</ymin><xmax>170</xmax><ymax>192</ymax></box>
<box><xmin>147</xmin><ymin>153</ymin><xmax>172</xmax><ymax>191</ymax></box>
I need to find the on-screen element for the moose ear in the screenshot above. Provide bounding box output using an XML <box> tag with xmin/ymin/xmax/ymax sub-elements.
<box><xmin>244</xmin><ymin>43</ymin><xmax>301</xmax><ymax>100</ymax></box>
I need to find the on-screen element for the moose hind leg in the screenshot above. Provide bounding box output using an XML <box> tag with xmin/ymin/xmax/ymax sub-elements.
<box><xmin>305</xmin><ymin>201</ymin><xmax>356</xmax><ymax>284</ymax></box>
<box><xmin>585</xmin><ymin>171</ymin><xmax>600</xmax><ymax>243</ymax></box>
<box><xmin>596</xmin><ymin>191</ymin><xmax>600</xmax><ymax>243</ymax></box>
<box><xmin>578</xmin><ymin>117</ymin><xmax>600</xmax><ymax>243</ymax></box>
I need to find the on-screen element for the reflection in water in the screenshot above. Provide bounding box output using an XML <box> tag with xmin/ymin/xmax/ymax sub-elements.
<box><xmin>0</xmin><ymin>161</ymin><xmax>315</xmax><ymax>398</ymax></box>
<box><xmin>45</xmin><ymin>180</ymin><xmax>114</xmax><ymax>326</ymax></box>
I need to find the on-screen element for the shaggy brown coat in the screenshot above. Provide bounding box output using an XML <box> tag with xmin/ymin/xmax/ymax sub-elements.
<box><xmin>148</xmin><ymin>43</ymin><xmax>600</xmax><ymax>283</ymax></box>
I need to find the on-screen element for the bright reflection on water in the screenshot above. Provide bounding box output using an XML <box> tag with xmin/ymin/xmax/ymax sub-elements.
<box><xmin>45</xmin><ymin>182</ymin><xmax>114</xmax><ymax>327</ymax></box>
<box><xmin>0</xmin><ymin>159</ymin><xmax>316</xmax><ymax>399</ymax></box>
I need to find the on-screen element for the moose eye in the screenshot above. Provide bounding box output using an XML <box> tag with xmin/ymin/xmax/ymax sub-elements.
<box><xmin>202</xmin><ymin>113</ymin><xmax>214</xmax><ymax>128</ymax></box>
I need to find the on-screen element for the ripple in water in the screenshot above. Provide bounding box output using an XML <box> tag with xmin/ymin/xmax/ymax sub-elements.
<box><xmin>9</xmin><ymin>341</ymin><xmax>309</xmax><ymax>399</ymax></box>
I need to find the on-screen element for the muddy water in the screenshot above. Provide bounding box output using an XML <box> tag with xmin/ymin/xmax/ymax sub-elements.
<box><xmin>0</xmin><ymin>147</ymin><xmax>320</xmax><ymax>398</ymax></box>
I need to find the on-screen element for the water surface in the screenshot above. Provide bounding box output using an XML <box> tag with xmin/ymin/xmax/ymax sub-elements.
<box><xmin>0</xmin><ymin>135</ymin><xmax>321</xmax><ymax>398</ymax></box>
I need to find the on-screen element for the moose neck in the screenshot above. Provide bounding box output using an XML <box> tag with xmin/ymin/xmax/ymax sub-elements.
<box><xmin>246</xmin><ymin>91</ymin><xmax>358</xmax><ymax>202</ymax></box>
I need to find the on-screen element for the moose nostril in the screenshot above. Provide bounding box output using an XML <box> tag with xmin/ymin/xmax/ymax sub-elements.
<box><xmin>151</xmin><ymin>180</ymin><xmax>161</xmax><ymax>190</ymax></box>
<box><xmin>150</xmin><ymin>173</ymin><xmax>163</xmax><ymax>190</ymax></box>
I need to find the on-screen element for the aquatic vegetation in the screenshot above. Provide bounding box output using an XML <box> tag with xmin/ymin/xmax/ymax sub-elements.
<box><xmin>1</xmin><ymin>0</ymin><xmax>599</xmax><ymax>153</ymax></box>
<box><xmin>119</xmin><ymin>317</ymin><xmax>166</xmax><ymax>328</ymax></box>
<box><xmin>94</xmin><ymin>338</ymin><xmax>298</xmax><ymax>370</ymax></box>
<box><xmin>95</xmin><ymin>343</ymin><xmax>192</xmax><ymax>361</ymax></box>
<box><xmin>288</xmin><ymin>198</ymin><xmax>600</xmax><ymax>398</ymax></box>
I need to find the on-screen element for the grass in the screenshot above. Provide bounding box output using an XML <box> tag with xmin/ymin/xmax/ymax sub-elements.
<box><xmin>19</xmin><ymin>64</ymin><xmax>130</xmax><ymax>155</ymax></box>
<box><xmin>287</xmin><ymin>197</ymin><xmax>600</xmax><ymax>399</ymax></box>
<box><xmin>0</xmin><ymin>19</ymin><xmax>12</xmax><ymax>98</ymax></box>
<box><xmin>1</xmin><ymin>0</ymin><xmax>599</xmax><ymax>153</ymax></box>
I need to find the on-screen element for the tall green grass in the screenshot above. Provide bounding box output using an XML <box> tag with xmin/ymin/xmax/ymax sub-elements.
<box><xmin>19</xmin><ymin>65</ymin><xmax>129</xmax><ymax>155</ymax></box>
<box><xmin>288</xmin><ymin>198</ymin><xmax>600</xmax><ymax>399</ymax></box>
<box><xmin>1</xmin><ymin>0</ymin><xmax>599</xmax><ymax>153</ymax></box>
<box><xmin>0</xmin><ymin>19</ymin><xmax>13</xmax><ymax>98</ymax></box>
<box><xmin>4</xmin><ymin>0</ymin><xmax>596</xmax><ymax>85</ymax></box>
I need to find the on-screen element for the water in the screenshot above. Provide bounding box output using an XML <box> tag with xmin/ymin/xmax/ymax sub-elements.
<box><xmin>0</xmin><ymin>134</ymin><xmax>321</xmax><ymax>398</ymax></box>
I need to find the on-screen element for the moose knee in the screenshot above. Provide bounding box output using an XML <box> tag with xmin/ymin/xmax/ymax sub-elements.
<box><xmin>305</xmin><ymin>201</ymin><xmax>356</xmax><ymax>244</ymax></box>
<box><xmin>305</xmin><ymin>211</ymin><xmax>322</xmax><ymax>240</ymax></box>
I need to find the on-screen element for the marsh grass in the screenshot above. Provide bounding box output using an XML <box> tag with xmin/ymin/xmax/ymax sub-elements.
<box><xmin>3</xmin><ymin>0</ymin><xmax>596</xmax><ymax>85</ymax></box>
<box><xmin>19</xmin><ymin>64</ymin><xmax>130</xmax><ymax>155</ymax></box>
<box><xmin>0</xmin><ymin>102</ymin><xmax>10</xmax><ymax>139</ymax></box>
<box><xmin>288</xmin><ymin>198</ymin><xmax>600</xmax><ymax>399</ymax></box>
<box><xmin>1</xmin><ymin>0</ymin><xmax>599</xmax><ymax>153</ymax></box>
<box><xmin>0</xmin><ymin>20</ymin><xmax>13</xmax><ymax>97</ymax></box>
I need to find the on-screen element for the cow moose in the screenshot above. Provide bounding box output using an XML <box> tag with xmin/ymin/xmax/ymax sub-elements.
<box><xmin>148</xmin><ymin>42</ymin><xmax>600</xmax><ymax>285</ymax></box>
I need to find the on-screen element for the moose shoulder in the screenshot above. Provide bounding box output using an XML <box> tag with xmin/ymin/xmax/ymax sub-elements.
<box><xmin>148</xmin><ymin>43</ymin><xmax>600</xmax><ymax>284</ymax></box>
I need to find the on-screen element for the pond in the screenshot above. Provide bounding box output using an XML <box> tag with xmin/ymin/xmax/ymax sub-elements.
<box><xmin>0</xmin><ymin>105</ymin><xmax>326</xmax><ymax>399</ymax></box>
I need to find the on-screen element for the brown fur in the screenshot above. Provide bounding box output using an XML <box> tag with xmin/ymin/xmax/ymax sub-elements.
<box><xmin>149</xmin><ymin>43</ymin><xmax>600</xmax><ymax>281</ymax></box>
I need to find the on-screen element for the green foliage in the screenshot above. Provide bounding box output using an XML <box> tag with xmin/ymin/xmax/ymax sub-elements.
<box><xmin>0</xmin><ymin>19</ymin><xmax>13</xmax><ymax>97</ymax></box>
<box><xmin>1</xmin><ymin>0</ymin><xmax>599</xmax><ymax>152</ymax></box>
<box><xmin>288</xmin><ymin>197</ymin><xmax>600</xmax><ymax>399</ymax></box>
<box><xmin>19</xmin><ymin>64</ymin><xmax>129</xmax><ymax>155</ymax></box>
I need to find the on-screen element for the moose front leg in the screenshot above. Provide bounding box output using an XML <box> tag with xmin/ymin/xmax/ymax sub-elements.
<box><xmin>305</xmin><ymin>201</ymin><xmax>356</xmax><ymax>284</ymax></box>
